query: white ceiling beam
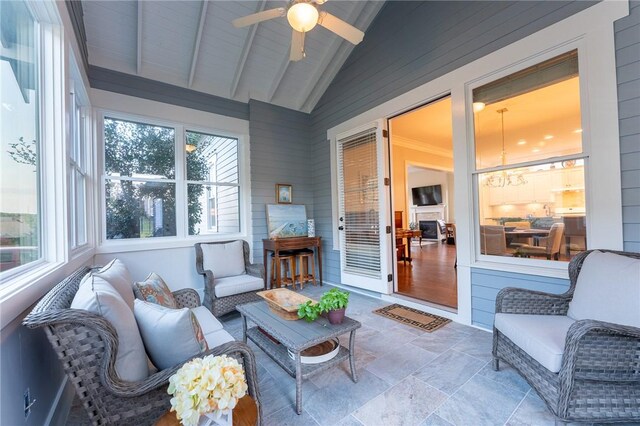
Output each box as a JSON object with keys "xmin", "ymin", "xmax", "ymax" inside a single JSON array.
[
  {"xmin": 230, "ymin": 0, "xmax": 267, "ymax": 99},
  {"xmin": 266, "ymin": 48, "xmax": 292, "ymax": 103},
  {"xmin": 300, "ymin": 2, "xmax": 384, "ymax": 112},
  {"xmin": 136, "ymin": 0, "xmax": 142, "ymax": 74},
  {"xmin": 188, "ymin": 0, "xmax": 209, "ymax": 87}
]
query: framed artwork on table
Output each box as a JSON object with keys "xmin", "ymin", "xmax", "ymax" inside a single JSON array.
[{"xmin": 276, "ymin": 184, "xmax": 292, "ymax": 204}]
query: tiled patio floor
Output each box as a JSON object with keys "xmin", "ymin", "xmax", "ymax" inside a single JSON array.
[{"xmin": 68, "ymin": 284, "xmax": 611, "ymax": 425}]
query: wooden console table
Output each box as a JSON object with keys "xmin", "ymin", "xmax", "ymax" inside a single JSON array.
[
  {"xmin": 395, "ymin": 229, "xmax": 421, "ymax": 263},
  {"xmin": 262, "ymin": 236, "xmax": 323, "ymax": 289}
]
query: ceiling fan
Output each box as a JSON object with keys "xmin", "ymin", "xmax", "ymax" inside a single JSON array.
[{"xmin": 232, "ymin": 0, "xmax": 365, "ymax": 61}]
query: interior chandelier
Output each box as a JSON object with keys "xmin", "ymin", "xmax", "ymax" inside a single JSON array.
[{"xmin": 484, "ymin": 108, "xmax": 527, "ymax": 188}]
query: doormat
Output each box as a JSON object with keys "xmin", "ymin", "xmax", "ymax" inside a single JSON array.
[{"xmin": 373, "ymin": 304, "xmax": 451, "ymax": 332}]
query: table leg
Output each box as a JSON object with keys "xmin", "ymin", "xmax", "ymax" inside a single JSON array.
[
  {"xmin": 275, "ymin": 251, "xmax": 281, "ymax": 289},
  {"xmin": 263, "ymin": 248, "xmax": 268, "ymax": 289},
  {"xmin": 295, "ymin": 351, "xmax": 302, "ymax": 414},
  {"xmin": 406, "ymin": 237, "xmax": 413, "ymax": 263},
  {"xmin": 242, "ymin": 315, "xmax": 247, "ymax": 344},
  {"xmin": 317, "ymin": 243, "xmax": 323, "ymax": 286},
  {"xmin": 349, "ymin": 329, "xmax": 358, "ymax": 383}
]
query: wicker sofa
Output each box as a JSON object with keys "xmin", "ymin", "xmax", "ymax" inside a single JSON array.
[
  {"xmin": 195, "ymin": 240, "xmax": 265, "ymax": 317},
  {"xmin": 23, "ymin": 266, "xmax": 262, "ymax": 425},
  {"xmin": 492, "ymin": 249, "xmax": 640, "ymax": 424}
]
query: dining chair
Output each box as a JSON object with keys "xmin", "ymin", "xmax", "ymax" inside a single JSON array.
[{"xmin": 517, "ymin": 223, "xmax": 565, "ymax": 260}]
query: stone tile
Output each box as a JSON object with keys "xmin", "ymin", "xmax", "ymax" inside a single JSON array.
[
  {"xmin": 435, "ymin": 374, "xmax": 526, "ymax": 426},
  {"xmin": 258, "ymin": 372, "xmax": 319, "ymax": 417},
  {"xmin": 310, "ymin": 345, "xmax": 376, "ymax": 388},
  {"xmin": 506, "ymin": 391, "xmax": 555, "ymax": 426},
  {"xmin": 412, "ymin": 349, "xmax": 487, "ymax": 395},
  {"xmin": 264, "ymin": 406, "xmax": 320, "ymax": 426},
  {"xmin": 357, "ymin": 326, "xmax": 418, "ymax": 356},
  {"xmin": 450, "ymin": 329, "xmax": 494, "ymax": 361},
  {"xmin": 332, "ymin": 414, "xmax": 365, "ymax": 426},
  {"xmin": 421, "ymin": 413, "xmax": 454, "ymax": 426},
  {"xmin": 411, "ymin": 327, "xmax": 467, "ymax": 355},
  {"xmin": 353, "ymin": 376, "xmax": 447, "ymax": 426},
  {"xmin": 365, "ymin": 342, "xmax": 438, "ymax": 385},
  {"xmin": 477, "ymin": 363, "xmax": 531, "ymax": 394},
  {"xmin": 304, "ymin": 369, "xmax": 390, "ymax": 426}
]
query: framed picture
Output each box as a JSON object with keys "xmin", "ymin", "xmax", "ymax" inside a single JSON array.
[
  {"xmin": 276, "ymin": 183, "xmax": 292, "ymax": 204},
  {"xmin": 266, "ymin": 204, "xmax": 307, "ymax": 239}
]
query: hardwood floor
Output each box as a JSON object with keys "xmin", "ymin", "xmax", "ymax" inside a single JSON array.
[{"xmin": 396, "ymin": 241, "xmax": 458, "ymax": 308}]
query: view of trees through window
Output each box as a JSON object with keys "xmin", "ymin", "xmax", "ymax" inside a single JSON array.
[
  {"xmin": 1, "ymin": 0, "xmax": 40, "ymax": 273},
  {"xmin": 104, "ymin": 119, "xmax": 239, "ymax": 239}
]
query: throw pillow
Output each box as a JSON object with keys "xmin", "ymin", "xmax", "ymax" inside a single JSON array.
[
  {"xmin": 568, "ymin": 251, "xmax": 640, "ymax": 328},
  {"xmin": 201, "ymin": 240, "xmax": 246, "ymax": 278},
  {"xmin": 133, "ymin": 272, "xmax": 178, "ymax": 308},
  {"xmin": 93, "ymin": 258, "xmax": 135, "ymax": 310},
  {"xmin": 71, "ymin": 274, "xmax": 149, "ymax": 381},
  {"xmin": 133, "ymin": 300, "xmax": 209, "ymax": 370}
]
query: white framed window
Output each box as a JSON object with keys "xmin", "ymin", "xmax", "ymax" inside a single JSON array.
[
  {"xmin": 1, "ymin": 0, "xmax": 42, "ymax": 276},
  {"xmin": 100, "ymin": 113, "xmax": 245, "ymax": 243},
  {"xmin": 471, "ymin": 50, "xmax": 588, "ymax": 263},
  {"xmin": 68, "ymin": 72, "xmax": 90, "ymax": 251}
]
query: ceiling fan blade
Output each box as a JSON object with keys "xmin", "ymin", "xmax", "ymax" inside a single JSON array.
[
  {"xmin": 290, "ymin": 30, "xmax": 305, "ymax": 61},
  {"xmin": 318, "ymin": 11, "xmax": 364, "ymax": 45},
  {"xmin": 232, "ymin": 7, "xmax": 285, "ymax": 28}
]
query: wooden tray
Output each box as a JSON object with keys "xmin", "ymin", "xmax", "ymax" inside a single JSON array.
[{"xmin": 257, "ymin": 288, "xmax": 316, "ymax": 320}]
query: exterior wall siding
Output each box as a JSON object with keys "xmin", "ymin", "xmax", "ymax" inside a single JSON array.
[
  {"xmin": 617, "ymin": 1, "xmax": 640, "ymax": 253},
  {"xmin": 248, "ymin": 100, "xmax": 313, "ymax": 262},
  {"xmin": 310, "ymin": 1, "xmax": 597, "ymax": 285}
]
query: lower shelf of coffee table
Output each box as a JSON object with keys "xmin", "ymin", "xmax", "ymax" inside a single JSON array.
[{"xmin": 246, "ymin": 327, "xmax": 350, "ymax": 380}]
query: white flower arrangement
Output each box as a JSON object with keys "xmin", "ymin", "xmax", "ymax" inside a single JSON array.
[{"xmin": 168, "ymin": 354, "xmax": 248, "ymax": 426}]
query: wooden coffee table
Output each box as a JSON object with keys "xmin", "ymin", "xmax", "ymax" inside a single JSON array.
[
  {"xmin": 237, "ymin": 301, "xmax": 361, "ymax": 414},
  {"xmin": 155, "ymin": 395, "xmax": 257, "ymax": 426}
]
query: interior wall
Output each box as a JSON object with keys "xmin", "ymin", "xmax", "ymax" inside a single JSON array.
[
  {"xmin": 248, "ymin": 100, "xmax": 313, "ymax": 263},
  {"xmin": 407, "ymin": 168, "xmax": 454, "ymax": 222},
  {"xmin": 311, "ymin": 0, "xmax": 597, "ymax": 285},
  {"xmin": 391, "ymin": 143, "xmax": 452, "ymax": 227}
]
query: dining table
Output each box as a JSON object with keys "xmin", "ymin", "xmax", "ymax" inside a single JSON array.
[
  {"xmin": 505, "ymin": 228, "xmax": 550, "ymax": 246},
  {"xmin": 395, "ymin": 229, "xmax": 422, "ymax": 263}
]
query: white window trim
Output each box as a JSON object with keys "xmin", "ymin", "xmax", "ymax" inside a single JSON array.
[
  {"xmin": 326, "ymin": 1, "xmax": 627, "ymax": 323},
  {"xmin": 93, "ymin": 97, "xmax": 252, "ymax": 254}
]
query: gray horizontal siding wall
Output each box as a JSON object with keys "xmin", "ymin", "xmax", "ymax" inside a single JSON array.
[
  {"xmin": 310, "ymin": 1, "xmax": 596, "ymax": 285},
  {"xmin": 248, "ymin": 100, "xmax": 313, "ymax": 262},
  {"xmin": 471, "ymin": 270, "xmax": 570, "ymax": 329},
  {"xmin": 617, "ymin": 1, "xmax": 640, "ymax": 252}
]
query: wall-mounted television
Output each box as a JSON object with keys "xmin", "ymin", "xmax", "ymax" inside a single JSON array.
[{"xmin": 411, "ymin": 184, "xmax": 443, "ymax": 206}]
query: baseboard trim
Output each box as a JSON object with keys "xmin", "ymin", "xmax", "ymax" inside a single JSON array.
[{"xmin": 45, "ymin": 377, "xmax": 75, "ymax": 426}]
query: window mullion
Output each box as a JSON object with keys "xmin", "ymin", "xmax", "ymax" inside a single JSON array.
[{"xmin": 175, "ymin": 125, "xmax": 186, "ymax": 239}]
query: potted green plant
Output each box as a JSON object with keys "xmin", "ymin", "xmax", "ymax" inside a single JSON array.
[
  {"xmin": 318, "ymin": 288, "xmax": 349, "ymax": 325},
  {"xmin": 297, "ymin": 288, "xmax": 350, "ymax": 324}
]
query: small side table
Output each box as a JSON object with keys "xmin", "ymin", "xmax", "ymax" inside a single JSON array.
[{"xmin": 155, "ymin": 395, "xmax": 257, "ymax": 426}]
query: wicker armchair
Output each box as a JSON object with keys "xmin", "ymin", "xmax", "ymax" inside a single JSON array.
[
  {"xmin": 23, "ymin": 266, "xmax": 262, "ymax": 425},
  {"xmin": 493, "ymin": 250, "xmax": 640, "ymax": 424},
  {"xmin": 195, "ymin": 240, "xmax": 265, "ymax": 317}
]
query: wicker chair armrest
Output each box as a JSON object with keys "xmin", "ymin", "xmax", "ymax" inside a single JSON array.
[
  {"xmin": 104, "ymin": 341, "xmax": 262, "ymax": 416},
  {"xmin": 172, "ymin": 288, "xmax": 201, "ymax": 308},
  {"xmin": 495, "ymin": 287, "xmax": 571, "ymax": 315},
  {"xmin": 246, "ymin": 262, "xmax": 265, "ymax": 279},
  {"xmin": 559, "ymin": 319, "xmax": 640, "ymax": 385}
]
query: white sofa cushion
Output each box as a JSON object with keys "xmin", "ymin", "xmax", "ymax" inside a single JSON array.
[
  {"xmin": 133, "ymin": 300, "xmax": 208, "ymax": 370},
  {"xmin": 494, "ymin": 313, "xmax": 576, "ymax": 373},
  {"xmin": 191, "ymin": 306, "xmax": 225, "ymax": 335},
  {"xmin": 214, "ymin": 274, "xmax": 263, "ymax": 298},
  {"xmin": 201, "ymin": 241, "xmax": 246, "ymax": 278},
  {"xmin": 71, "ymin": 274, "xmax": 149, "ymax": 381},
  {"xmin": 568, "ymin": 251, "xmax": 640, "ymax": 328},
  {"xmin": 93, "ymin": 258, "xmax": 135, "ymax": 310},
  {"xmin": 205, "ymin": 329, "xmax": 235, "ymax": 349}
]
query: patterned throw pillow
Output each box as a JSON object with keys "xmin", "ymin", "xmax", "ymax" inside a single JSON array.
[{"xmin": 134, "ymin": 272, "xmax": 178, "ymax": 308}]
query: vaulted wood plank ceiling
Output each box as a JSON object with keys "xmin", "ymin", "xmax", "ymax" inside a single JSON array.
[{"xmin": 82, "ymin": 1, "xmax": 385, "ymax": 113}]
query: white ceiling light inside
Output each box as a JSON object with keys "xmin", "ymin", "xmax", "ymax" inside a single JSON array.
[{"xmin": 232, "ymin": 0, "xmax": 365, "ymax": 61}]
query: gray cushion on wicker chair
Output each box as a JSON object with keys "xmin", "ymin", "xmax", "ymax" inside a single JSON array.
[
  {"xmin": 195, "ymin": 240, "xmax": 265, "ymax": 317},
  {"xmin": 23, "ymin": 266, "xmax": 263, "ymax": 426},
  {"xmin": 492, "ymin": 249, "xmax": 640, "ymax": 424}
]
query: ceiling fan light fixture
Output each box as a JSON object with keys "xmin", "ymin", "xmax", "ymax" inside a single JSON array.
[{"xmin": 287, "ymin": 2, "xmax": 319, "ymax": 32}]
